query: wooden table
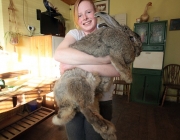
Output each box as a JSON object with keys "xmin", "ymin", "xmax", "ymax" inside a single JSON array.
[
  {"xmin": 0, "ymin": 71, "xmax": 58, "ymax": 139},
  {"xmin": 0, "ymin": 77, "xmax": 57, "ymax": 113}
]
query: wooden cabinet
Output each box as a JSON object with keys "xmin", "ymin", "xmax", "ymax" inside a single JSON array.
[
  {"xmin": 134, "ymin": 21, "xmax": 167, "ymax": 45},
  {"xmin": 130, "ymin": 21, "xmax": 167, "ymax": 105},
  {"xmin": 30, "ymin": 35, "xmax": 64, "ymax": 78},
  {"xmin": 131, "ymin": 69, "xmax": 162, "ymax": 104}
]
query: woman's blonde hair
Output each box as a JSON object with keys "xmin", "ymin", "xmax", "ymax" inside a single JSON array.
[{"xmin": 74, "ymin": 0, "xmax": 96, "ymax": 29}]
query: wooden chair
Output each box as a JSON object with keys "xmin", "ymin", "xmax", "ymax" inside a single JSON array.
[
  {"xmin": 113, "ymin": 76, "xmax": 131, "ymax": 102},
  {"xmin": 161, "ymin": 64, "xmax": 180, "ymax": 106}
]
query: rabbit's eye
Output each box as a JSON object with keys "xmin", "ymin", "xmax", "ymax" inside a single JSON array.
[{"xmin": 130, "ymin": 36, "xmax": 134, "ymax": 42}]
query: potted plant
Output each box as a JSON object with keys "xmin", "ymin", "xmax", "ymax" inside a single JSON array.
[{"xmin": 4, "ymin": 31, "xmax": 22, "ymax": 46}]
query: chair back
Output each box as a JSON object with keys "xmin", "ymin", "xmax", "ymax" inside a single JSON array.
[
  {"xmin": 163, "ymin": 64, "xmax": 180, "ymax": 85},
  {"xmin": 114, "ymin": 76, "xmax": 121, "ymax": 81},
  {"xmin": 113, "ymin": 76, "xmax": 130, "ymax": 102},
  {"xmin": 113, "ymin": 76, "xmax": 127, "ymax": 84}
]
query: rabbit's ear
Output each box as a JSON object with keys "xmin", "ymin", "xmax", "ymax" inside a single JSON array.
[{"xmin": 94, "ymin": 12, "xmax": 120, "ymax": 29}]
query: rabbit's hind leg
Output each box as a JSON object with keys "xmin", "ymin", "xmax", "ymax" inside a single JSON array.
[
  {"xmin": 67, "ymin": 75, "xmax": 100, "ymax": 108},
  {"xmin": 81, "ymin": 106, "xmax": 117, "ymax": 140},
  {"xmin": 52, "ymin": 101, "xmax": 77, "ymax": 126}
]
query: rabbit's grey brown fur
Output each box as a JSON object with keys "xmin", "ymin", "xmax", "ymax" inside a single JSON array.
[{"xmin": 52, "ymin": 12, "xmax": 142, "ymax": 140}]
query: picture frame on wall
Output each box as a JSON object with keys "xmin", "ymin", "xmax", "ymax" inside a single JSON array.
[
  {"xmin": 94, "ymin": 0, "xmax": 109, "ymax": 14},
  {"xmin": 169, "ymin": 18, "xmax": 180, "ymax": 31}
]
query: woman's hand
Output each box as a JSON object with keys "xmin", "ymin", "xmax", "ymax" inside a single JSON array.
[{"xmin": 60, "ymin": 63, "xmax": 76, "ymax": 74}]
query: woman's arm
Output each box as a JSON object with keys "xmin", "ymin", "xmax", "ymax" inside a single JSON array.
[
  {"xmin": 60, "ymin": 63, "xmax": 120, "ymax": 77},
  {"xmin": 54, "ymin": 33, "xmax": 110, "ymax": 65},
  {"xmin": 78, "ymin": 64, "xmax": 119, "ymax": 77}
]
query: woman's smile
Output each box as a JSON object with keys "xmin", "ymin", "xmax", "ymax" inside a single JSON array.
[{"xmin": 83, "ymin": 20, "xmax": 91, "ymax": 25}]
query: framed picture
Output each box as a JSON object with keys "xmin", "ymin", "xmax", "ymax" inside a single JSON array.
[
  {"xmin": 94, "ymin": 0, "xmax": 109, "ymax": 14},
  {"xmin": 169, "ymin": 18, "xmax": 180, "ymax": 31}
]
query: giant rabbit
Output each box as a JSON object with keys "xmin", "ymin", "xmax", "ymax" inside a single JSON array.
[{"xmin": 52, "ymin": 12, "xmax": 142, "ymax": 140}]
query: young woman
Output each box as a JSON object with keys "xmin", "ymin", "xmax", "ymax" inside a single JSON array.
[{"xmin": 54, "ymin": 0, "xmax": 119, "ymax": 139}]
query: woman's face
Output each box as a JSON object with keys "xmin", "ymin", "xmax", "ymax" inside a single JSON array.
[{"xmin": 77, "ymin": 1, "xmax": 97, "ymax": 35}]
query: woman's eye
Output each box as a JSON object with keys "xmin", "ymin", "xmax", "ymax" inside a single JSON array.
[
  {"xmin": 86, "ymin": 10, "xmax": 91, "ymax": 14},
  {"xmin": 78, "ymin": 15, "xmax": 82, "ymax": 18}
]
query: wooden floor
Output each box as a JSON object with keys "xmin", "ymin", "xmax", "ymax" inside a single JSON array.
[{"xmin": 14, "ymin": 94, "xmax": 180, "ymax": 140}]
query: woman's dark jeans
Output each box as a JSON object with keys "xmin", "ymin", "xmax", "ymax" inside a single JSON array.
[{"xmin": 65, "ymin": 100, "xmax": 113, "ymax": 140}]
